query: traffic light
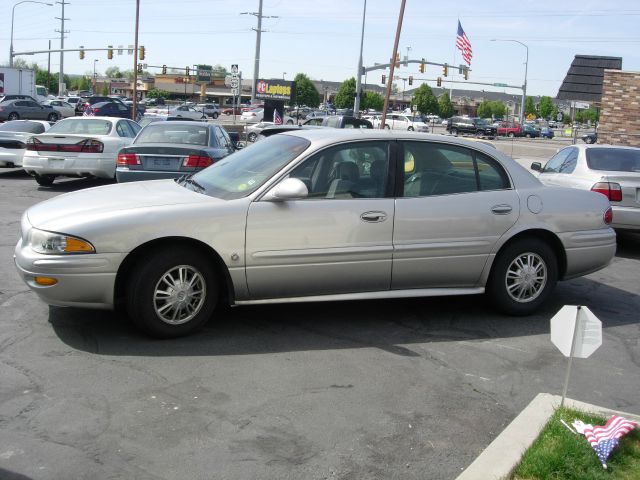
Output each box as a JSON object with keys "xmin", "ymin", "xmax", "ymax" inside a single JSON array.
[
  {"xmin": 463, "ymin": 68, "xmax": 469, "ymax": 80},
  {"xmin": 107, "ymin": 46, "xmax": 113, "ymax": 60},
  {"xmin": 79, "ymin": 46, "xmax": 85, "ymax": 60},
  {"xmin": 437, "ymin": 77, "xmax": 442, "ymax": 87},
  {"xmin": 162, "ymin": 64, "xmax": 167, "ymax": 74},
  {"xmin": 185, "ymin": 66, "xmax": 190, "ymax": 77},
  {"xmin": 395, "ymin": 52, "xmax": 400, "ymax": 68},
  {"xmin": 443, "ymin": 63, "xmax": 449, "ymax": 77},
  {"xmin": 139, "ymin": 45, "xmax": 145, "ymax": 60},
  {"xmin": 419, "ymin": 62, "xmax": 425, "ymax": 73},
  {"xmin": 408, "ymin": 76, "xmax": 413, "ymax": 86},
  {"xmin": 381, "ymin": 74, "xmax": 386, "ymax": 84},
  {"xmin": 137, "ymin": 63, "xmax": 143, "ymax": 74}
]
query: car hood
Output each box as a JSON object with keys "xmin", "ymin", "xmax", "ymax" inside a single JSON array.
[{"xmin": 26, "ymin": 179, "xmax": 217, "ymax": 231}]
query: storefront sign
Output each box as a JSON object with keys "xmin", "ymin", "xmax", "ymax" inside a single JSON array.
[{"xmin": 255, "ymin": 79, "xmax": 294, "ymax": 101}]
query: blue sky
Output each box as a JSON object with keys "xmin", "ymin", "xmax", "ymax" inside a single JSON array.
[{"xmin": 4, "ymin": 0, "xmax": 640, "ymax": 97}]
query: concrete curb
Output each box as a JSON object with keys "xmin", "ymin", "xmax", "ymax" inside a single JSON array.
[{"xmin": 456, "ymin": 393, "xmax": 640, "ymax": 480}]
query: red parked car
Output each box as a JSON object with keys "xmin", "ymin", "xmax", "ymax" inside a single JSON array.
[
  {"xmin": 497, "ymin": 122, "xmax": 522, "ymax": 137},
  {"xmin": 222, "ymin": 107, "xmax": 243, "ymax": 115}
]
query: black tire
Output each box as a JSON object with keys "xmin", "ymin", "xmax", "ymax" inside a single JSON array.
[
  {"xmin": 408, "ymin": 126, "xmax": 414, "ymax": 131},
  {"xmin": 585, "ymin": 136, "xmax": 593, "ymax": 144},
  {"xmin": 526, "ymin": 133, "xmax": 532, "ymax": 138},
  {"xmin": 451, "ymin": 128, "xmax": 457, "ymax": 135},
  {"xmin": 47, "ymin": 112, "xmax": 59, "ymax": 122},
  {"xmin": 487, "ymin": 238, "xmax": 558, "ymax": 316},
  {"xmin": 8, "ymin": 112, "xmax": 19, "ymax": 121},
  {"xmin": 34, "ymin": 174, "xmax": 55, "ymax": 186},
  {"xmin": 508, "ymin": 132, "xmax": 515, "ymax": 138},
  {"xmin": 248, "ymin": 132, "xmax": 257, "ymax": 142},
  {"xmin": 126, "ymin": 247, "xmax": 219, "ymax": 338},
  {"xmin": 286, "ymin": 119, "xmax": 294, "ymax": 125}
]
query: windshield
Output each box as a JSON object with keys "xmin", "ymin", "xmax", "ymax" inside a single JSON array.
[
  {"xmin": 586, "ymin": 148, "xmax": 640, "ymax": 172},
  {"xmin": 189, "ymin": 134, "xmax": 310, "ymax": 200},
  {"xmin": 135, "ymin": 124, "xmax": 210, "ymax": 145},
  {"xmin": 0, "ymin": 121, "xmax": 45, "ymax": 134},
  {"xmin": 47, "ymin": 119, "xmax": 112, "ymax": 135},
  {"xmin": 474, "ymin": 118, "xmax": 489, "ymax": 126}
]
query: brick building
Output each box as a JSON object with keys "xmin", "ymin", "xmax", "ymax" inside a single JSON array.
[{"xmin": 598, "ymin": 70, "xmax": 640, "ymax": 147}]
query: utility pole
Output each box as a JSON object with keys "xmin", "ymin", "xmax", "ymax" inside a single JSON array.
[
  {"xmin": 242, "ymin": 0, "xmax": 277, "ymax": 104},
  {"xmin": 55, "ymin": 0, "xmax": 69, "ymax": 95},
  {"xmin": 47, "ymin": 39, "xmax": 51, "ymax": 79},
  {"xmin": 132, "ymin": 0, "xmax": 140, "ymax": 121},
  {"xmin": 380, "ymin": 0, "xmax": 407, "ymax": 129}
]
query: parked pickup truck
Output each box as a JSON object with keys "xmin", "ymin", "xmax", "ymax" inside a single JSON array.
[{"xmin": 497, "ymin": 122, "xmax": 522, "ymax": 137}]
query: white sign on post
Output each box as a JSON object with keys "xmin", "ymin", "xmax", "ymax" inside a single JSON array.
[
  {"xmin": 551, "ymin": 305, "xmax": 602, "ymax": 358},
  {"xmin": 550, "ymin": 305, "xmax": 602, "ymax": 407}
]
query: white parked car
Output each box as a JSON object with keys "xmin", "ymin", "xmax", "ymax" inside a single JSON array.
[
  {"xmin": 384, "ymin": 114, "xmax": 429, "ymax": 132},
  {"xmin": 167, "ymin": 105, "xmax": 208, "ymax": 120},
  {"xmin": 241, "ymin": 108, "xmax": 294, "ymax": 125},
  {"xmin": 0, "ymin": 120, "xmax": 51, "ymax": 167},
  {"xmin": 43, "ymin": 99, "xmax": 76, "ymax": 118},
  {"xmin": 21, "ymin": 116, "xmax": 141, "ymax": 186}
]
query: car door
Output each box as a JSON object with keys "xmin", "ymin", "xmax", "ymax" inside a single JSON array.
[
  {"xmin": 393, "ymin": 140, "xmax": 519, "ymax": 288},
  {"xmin": 245, "ymin": 140, "xmax": 395, "ymax": 299}
]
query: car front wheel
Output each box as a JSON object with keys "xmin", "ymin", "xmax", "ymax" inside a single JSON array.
[
  {"xmin": 126, "ymin": 247, "xmax": 218, "ymax": 338},
  {"xmin": 8, "ymin": 112, "xmax": 19, "ymax": 121},
  {"xmin": 47, "ymin": 113, "xmax": 59, "ymax": 122},
  {"xmin": 487, "ymin": 238, "xmax": 558, "ymax": 316},
  {"xmin": 212, "ymin": 112, "xmax": 219, "ymax": 119},
  {"xmin": 450, "ymin": 128, "xmax": 457, "ymax": 135}
]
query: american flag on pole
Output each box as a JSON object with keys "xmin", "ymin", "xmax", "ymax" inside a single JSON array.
[
  {"xmin": 273, "ymin": 109, "xmax": 282, "ymax": 125},
  {"xmin": 572, "ymin": 415, "xmax": 638, "ymax": 468},
  {"xmin": 456, "ymin": 20, "xmax": 473, "ymax": 66}
]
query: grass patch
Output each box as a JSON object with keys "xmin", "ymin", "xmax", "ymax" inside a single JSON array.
[{"xmin": 511, "ymin": 407, "xmax": 640, "ymax": 480}]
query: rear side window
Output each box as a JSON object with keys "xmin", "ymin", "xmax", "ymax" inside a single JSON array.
[{"xmin": 586, "ymin": 148, "xmax": 640, "ymax": 172}]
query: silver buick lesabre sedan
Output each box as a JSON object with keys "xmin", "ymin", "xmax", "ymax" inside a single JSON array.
[{"xmin": 15, "ymin": 130, "xmax": 616, "ymax": 338}]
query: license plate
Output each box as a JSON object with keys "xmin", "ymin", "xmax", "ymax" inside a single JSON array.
[
  {"xmin": 153, "ymin": 158, "xmax": 171, "ymax": 167},
  {"xmin": 48, "ymin": 157, "xmax": 64, "ymax": 166}
]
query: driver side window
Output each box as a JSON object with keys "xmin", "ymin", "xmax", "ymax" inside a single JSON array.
[{"xmin": 288, "ymin": 142, "xmax": 390, "ymax": 199}]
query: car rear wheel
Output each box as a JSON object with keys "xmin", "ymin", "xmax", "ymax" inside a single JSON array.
[
  {"xmin": 34, "ymin": 174, "xmax": 55, "ymax": 186},
  {"xmin": 286, "ymin": 119, "xmax": 294, "ymax": 125},
  {"xmin": 408, "ymin": 126, "xmax": 414, "ymax": 131},
  {"xmin": 508, "ymin": 132, "xmax": 515, "ymax": 138},
  {"xmin": 248, "ymin": 132, "xmax": 257, "ymax": 142},
  {"xmin": 47, "ymin": 113, "xmax": 59, "ymax": 122},
  {"xmin": 8, "ymin": 112, "xmax": 19, "ymax": 121},
  {"xmin": 585, "ymin": 136, "xmax": 593, "ymax": 144},
  {"xmin": 450, "ymin": 128, "xmax": 457, "ymax": 135},
  {"xmin": 487, "ymin": 238, "xmax": 558, "ymax": 316},
  {"xmin": 212, "ymin": 112, "xmax": 219, "ymax": 119},
  {"xmin": 526, "ymin": 133, "xmax": 532, "ymax": 138},
  {"xmin": 126, "ymin": 247, "xmax": 218, "ymax": 338}
]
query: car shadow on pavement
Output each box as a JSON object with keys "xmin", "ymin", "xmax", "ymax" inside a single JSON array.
[
  {"xmin": 48, "ymin": 276, "xmax": 639, "ymax": 358},
  {"xmin": 36, "ymin": 177, "xmax": 115, "ymax": 192},
  {"xmin": 616, "ymin": 231, "xmax": 640, "ymax": 260}
]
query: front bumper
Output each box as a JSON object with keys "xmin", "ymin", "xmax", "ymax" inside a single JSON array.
[
  {"xmin": 14, "ymin": 236, "xmax": 124, "ymax": 309},
  {"xmin": 22, "ymin": 153, "xmax": 116, "ymax": 179}
]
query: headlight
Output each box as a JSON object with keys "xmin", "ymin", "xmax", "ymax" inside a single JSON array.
[{"xmin": 28, "ymin": 228, "xmax": 95, "ymax": 254}]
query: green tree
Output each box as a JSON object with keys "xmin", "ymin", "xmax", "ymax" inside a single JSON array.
[
  {"xmin": 582, "ymin": 107, "xmax": 599, "ymax": 123},
  {"xmin": 524, "ymin": 96, "xmax": 537, "ymax": 117},
  {"xmin": 293, "ymin": 73, "xmax": 320, "ymax": 107},
  {"xmin": 438, "ymin": 92, "xmax": 455, "ymax": 118},
  {"xmin": 146, "ymin": 89, "xmax": 170, "ymax": 99},
  {"xmin": 105, "ymin": 66, "xmax": 124, "ymax": 78},
  {"xmin": 36, "ymin": 70, "xmax": 57, "ymax": 94},
  {"xmin": 334, "ymin": 77, "xmax": 356, "ymax": 109},
  {"xmin": 538, "ymin": 96, "xmax": 554, "ymax": 119},
  {"xmin": 361, "ymin": 91, "xmax": 384, "ymax": 111},
  {"xmin": 411, "ymin": 83, "xmax": 439, "ymax": 115},
  {"xmin": 490, "ymin": 100, "xmax": 506, "ymax": 119},
  {"xmin": 477, "ymin": 101, "xmax": 492, "ymax": 119},
  {"xmin": 99, "ymin": 85, "xmax": 110, "ymax": 96},
  {"xmin": 212, "ymin": 64, "xmax": 228, "ymax": 78}
]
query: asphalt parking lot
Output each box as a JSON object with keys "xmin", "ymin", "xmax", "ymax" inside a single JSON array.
[{"xmin": 0, "ymin": 168, "xmax": 638, "ymax": 480}]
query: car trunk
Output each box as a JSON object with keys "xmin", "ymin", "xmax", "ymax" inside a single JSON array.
[
  {"xmin": 120, "ymin": 144, "xmax": 213, "ymax": 172},
  {"xmin": 27, "ymin": 134, "xmax": 104, "ymax": 159},
  {"xmin": 598, "ymin": 172, "xmax": 640, "ymax": 208}
]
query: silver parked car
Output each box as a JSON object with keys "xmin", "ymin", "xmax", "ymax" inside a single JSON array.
[
  {"xmin": 532, "ymin": 144, "xmax": 640, "ymax": 231},
  {"xmin": 15, "ymin": 130, "xmax": 616, "ymax": 338}
]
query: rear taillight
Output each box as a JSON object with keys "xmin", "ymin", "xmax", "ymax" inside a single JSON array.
[
  {"xmin": 591, "ymin": 182, "xmax": 622, "ymax": 202},
  {"xmin": 604, "ymin": 206, "xmax": 613, "ymax": 225},
  {"xmin": 91, "ymin": 107, "xmax": 100, "ymax": 114},
  {"xmin": 182, "ymin": 155, "xmax": 213, "ymax": 168},
  {"xmin": 80, "ymin": 139, "xmax": 104, "ymax": 153},
  {"xmin": 25, "ymin": 138, "xmax": 40, "ymax": 151},
  {"xmin": 26, "ymin": 138, "xmax": 103, "ymax": 153},
  {"xmin": 117, "ymin": 153, "xmax": 140, "ymax": 165}
]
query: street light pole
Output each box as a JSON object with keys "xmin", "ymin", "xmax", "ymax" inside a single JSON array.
[
  {"xmin": 10, "ymin": 0, "xmax": 53, "ymax": 68},
  {"xmin": 93, "ymin": 59, "xmax": 98, "ymax": 94},
  {"xmin": 282, "ymin": 72, "xmax": 286, "ymax": 80},
  {"xmin": 353, "ymin": 0, "xmax": 367, "ymax": 115},
  {"xmin": 491, "ymin": 38, "xmax": 528, "ymax": 125}
]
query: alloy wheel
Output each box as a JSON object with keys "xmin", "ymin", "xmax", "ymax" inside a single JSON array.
[
  {"xmin": 505, "ymin": 252, "xmax": 547, "ymax": 303},
  {"xmin": 153, "ymin": 265, "xmax": 206, "ymax": 325}
]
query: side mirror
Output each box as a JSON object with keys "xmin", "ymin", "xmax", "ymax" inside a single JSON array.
[
  {"xmin": 263, "ymin": 177, "xmax": 308, "ymax": 202},
  {"xmin": 531, "ymin": 162, "xmax": 542, "ymax": 172}
]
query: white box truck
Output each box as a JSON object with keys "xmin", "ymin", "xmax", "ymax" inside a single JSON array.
[{"xmin": 0, "ymin": 67, "xmax": 49, "ymax": 102}]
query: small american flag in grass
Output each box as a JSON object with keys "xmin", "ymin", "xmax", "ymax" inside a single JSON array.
[{"xmin": 572, "ymin": 415, "xmax": 638, "ymax": 468}]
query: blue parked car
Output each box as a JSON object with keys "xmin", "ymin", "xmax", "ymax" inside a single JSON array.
[{"xmin": 540, "ymin": 127, "xmax": 554, "ymax": 139}]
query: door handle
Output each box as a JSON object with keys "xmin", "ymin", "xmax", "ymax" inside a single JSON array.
[
  {"xmin": 361, "ymin": 211, "xmax": 387, "ymax": 223},
  {"xmin": 491, "ymin": 204, "xmax": 512, "ymax": 215}
]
